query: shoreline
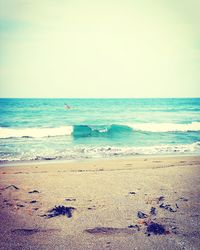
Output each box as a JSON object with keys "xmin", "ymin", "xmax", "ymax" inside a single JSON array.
[
  {"xmin": 0, "ymin": 155, "xmax": 200, "ymax": 249},
  {"xmin": 1, "ymin": 153, "xmax": 200, "ymax": 167}
]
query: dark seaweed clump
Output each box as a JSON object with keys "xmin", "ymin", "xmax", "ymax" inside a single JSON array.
[
  {"xmin": 47, "ymin": 206, "xmax": 75, "ymax": 218},
  {"xmin": 150, "ymin": 207, "xmax": 156, "ymax": 215},
  {"xmin": 28, "ymin": 190, "xmax": 39, "ymax": 194},
  {"xmin": 137, "ymin": 211, "xmax": 148, "ymax": 219},
  {"xmin": 147, "ymin": 222, "xmax": 166, "ymax": 235},
  {"xmin": 159, "ymin": 203, "xmax": 177, "ymax": 212}
]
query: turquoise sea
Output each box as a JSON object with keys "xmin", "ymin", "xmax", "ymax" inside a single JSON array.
[{"xmin": 0, "ymin": 98, "xmax": 200, "ymax": 163}]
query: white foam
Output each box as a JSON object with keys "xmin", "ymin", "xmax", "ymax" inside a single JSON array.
[
  {"xmin": 86, "ymin": 142, "xmax": 200, "ymax": 156},
  {"xmin": 127, "ymin": 122, "xmax": 200, "ymax": 132},
  {"xmin": 1, "ymin": 142, "xmax": 199, "ymax": 162},
  {"xmin": 0, "ymin": 126, "xmax": 73, "ymax": 139}
]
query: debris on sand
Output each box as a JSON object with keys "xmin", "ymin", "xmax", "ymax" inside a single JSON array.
[
  {"xmin": 17, "ymin": 204, "xmax": 25, "ymax": 207},
  {"xmin": 137, "ymin": 211, "xmax": 148, "ymax": 219},
  {"xmin": 65, "ymin": 198, "xmax": 76, "ymax": 201},
  {"xmin": 128, "ymin": 224, "xmax": 140, "ymax": 231},
  {"xmin": 150, "ymin": 207, "xmax": 156, "ymax": 215},
  {"xmin": 4, "ymin": 185, "xmax": 19, "ymax": 190},
  {"xmin": 157, "ymin": 196, "xmax": 165, "ymax": 203},
  {"xmin": 159, "ymin": 203, "xmax": 177, "ymax": 212},
  {"xmin": 129, "ymin": 192, "xmax": 136, "ymax": 195},
  {"xmin": 5, "ymin": 202, "xmax": 13, "ymax": 206},
  {"xmin": 171, "ymin": 226, "xmax": 177, "ymax": 234},
  {"xmin": 146, "ymin": 222, "xmax": 166, "ymax": 235},
  {"xmin": 47, "ymin": 206, "xmax": 76, "ymax": 218},
  {"xmin": 28, "ymin": 190, "xmax": 39, "ymax": 194},
  {"xmin": 30, "ymin": 200, "xmax": 37, "ymax": 204},
  {"xmin": 179, "ymin": 197, "xmax": 188, "ymax": 202},
  {"xmin": 135, "ymin": 202, "xmax": 176, "ymax": 236}
]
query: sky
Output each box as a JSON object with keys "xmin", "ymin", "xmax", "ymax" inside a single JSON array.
[{"xmin": 0, "ymin": 0, "xmax": 200, "ymax": 98}]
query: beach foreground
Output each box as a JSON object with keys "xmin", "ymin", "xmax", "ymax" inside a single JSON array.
[{"xmin": 0, "ymin": 156, "xmax": 200, "ymax": 250}]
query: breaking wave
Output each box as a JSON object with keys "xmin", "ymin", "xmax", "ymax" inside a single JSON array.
[
  {"xmin": 0, "ymin": 122, "xmax": 200, "ymax": 139},
  {"xmin": 72, "ymin": 124, "xmax": 132, "ymax": 137}
]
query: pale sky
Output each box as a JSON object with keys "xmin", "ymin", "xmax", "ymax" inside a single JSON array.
[{"xmin": 0, "ymin": 0, "xmax": 200, "ymax": 98}]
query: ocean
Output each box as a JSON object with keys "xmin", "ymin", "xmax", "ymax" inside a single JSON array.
[{"xmin": 0, "ymin": 98, "xmax": 200, "ymax": 163}]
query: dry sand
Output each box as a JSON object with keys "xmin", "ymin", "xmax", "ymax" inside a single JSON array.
[{"xmin": 0, "ymin": 156, "xmax": 200, "ymax": 250}]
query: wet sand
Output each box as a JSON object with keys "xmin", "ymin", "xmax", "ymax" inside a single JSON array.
[{"xmin": 0, "ymin": 156, "xmax": 200, "ymax": 250}]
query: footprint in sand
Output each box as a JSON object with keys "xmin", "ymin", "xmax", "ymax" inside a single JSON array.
[
  {"xmin": 11, "ymin": 228, "xmax": 60, "ymax": 236},
  {"xmin": 85, "ymin": 227, "xmax": 137, "ymax": 235}
]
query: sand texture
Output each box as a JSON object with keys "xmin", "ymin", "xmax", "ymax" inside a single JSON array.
[{"xmin": 0, "ymin": 156, "xmax": 200, "ymax": 250}]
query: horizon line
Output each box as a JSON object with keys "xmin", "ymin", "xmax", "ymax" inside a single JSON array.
[{"xmin": 0, "ymin": 97, "xmax": 200, "ymax": 99}]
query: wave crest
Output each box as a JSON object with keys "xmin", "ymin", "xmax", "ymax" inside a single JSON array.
[
  {"xmin": 0, "ymin": 126, "xmax": 73, "ymax": 139},
  {"xmin": 73, "ymin": 124, "xmax": 132, "ymax": 137},
  {"xmin": 128, "ymin": 122, "xmax": 200, "ymax": 132}
]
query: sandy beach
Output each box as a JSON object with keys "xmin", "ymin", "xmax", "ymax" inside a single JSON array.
[{"xmin": 0, "ymin": 155, "xmax": 200, "ymax": 250}]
